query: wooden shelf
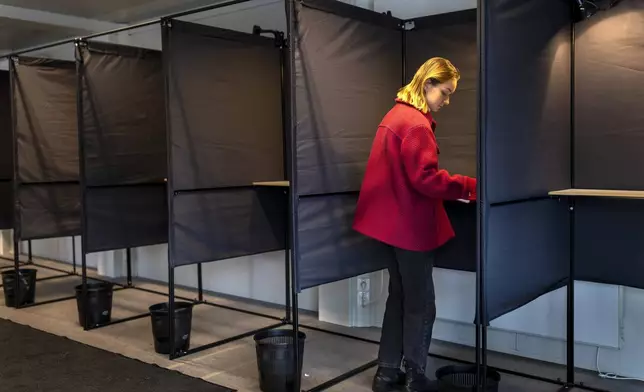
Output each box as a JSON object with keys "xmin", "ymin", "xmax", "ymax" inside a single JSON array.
[
  {"xmin": 548, "ymin": 189, "xmax": 644, "ymax": 199},
  {"xmin": 252, "ymin": 181, "xmax": 290, "ymax": 187}
]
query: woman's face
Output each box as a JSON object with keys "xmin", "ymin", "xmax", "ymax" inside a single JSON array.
[{"xmin": 424, "ymin": 78, "xmax": 457, "ymax": 112}]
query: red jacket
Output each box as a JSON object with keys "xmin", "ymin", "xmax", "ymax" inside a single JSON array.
[{"xmin": 353, "ymin": 100, "xmax": 477, "ymax": 252}]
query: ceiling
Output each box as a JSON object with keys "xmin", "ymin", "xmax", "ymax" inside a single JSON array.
[
  {"xmin": 0, "ymin": 0, "xmax": 229, "ymax": 55},
  {"xmin": 0, "ymin": 0, "xmax": 229, "ymax": 23},
  {"xmin": 0, "ymin": 17, "xmax": 90, "ymax": 53}
]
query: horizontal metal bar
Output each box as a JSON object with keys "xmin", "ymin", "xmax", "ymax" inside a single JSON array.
[
  {"xmin": 1, "ymin": 0, "xmax": 255, "ymax": 59},
  {"xmin": 18, "ymin": 294, "xmax": 77, "ymax": 308},
  {"xmin": 29, "ymin": 263, "xmax": 76, "ymax": 275},
  {"xmin": 298, "ymin": 323, "xmax": 380, "ymax": 345},
  {"xmin": 85, "ymin": 182, "xmax": 167, "ymax": 189},
  {"xmin": 131, "ymin": 286, "xmax": 196, "ymax": 302},
  {"xmin": 35, "ymin": 273, "xmax": 74, "ymax": 281},
  {"xmin": 200, "ymin": 300, "xmax": 284, "ymax": 321},
  {"xmin": 0, "ymin": 256, "xmax": 29, "ymax": 264},
  {"xmin": 172, "ymin": 184, "xmax": 259, "ymax": 195},
  {"xmin": 304, "ymin": 359, "xmax": 378, "ymax": 392},
  {"xmin": 167, "ymin": 0, "xmax": 254, "ymax": 20},
  {"xmin": 173, "ymin": 322, "xmax": 285, "ymax": 359},
  {"xmin": 490, "ymin": 195, "xmax": 552, "ymax": 207},
  {"xmin": 299, "ymin": 189, "xmax": 359, "ymax": 199},
  {"xmin": 18, "ymin": 180, "xmax": 79, "ymax": 186},
  {"xmin": 86, "ymin": 312, "xmax": 151, "ymax": 330}
]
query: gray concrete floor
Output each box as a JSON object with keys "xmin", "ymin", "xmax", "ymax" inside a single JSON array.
[{"xmin": 0, "ymin": 256, "xmax": 640, "ymax": 392}]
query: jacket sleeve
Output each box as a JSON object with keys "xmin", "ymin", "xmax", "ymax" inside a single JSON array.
[{"xmin": 400, "ymin": 125, "xmax": 476, "ymax": 200}]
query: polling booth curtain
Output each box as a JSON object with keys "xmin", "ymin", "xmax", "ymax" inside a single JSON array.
[
  {"xmin": 78, "ymin": 41, "xmax": 168, "ymax": 253},
  {"xmin": 12, "ymin": 58, "xmax": 79, "ymax": 183},
  {"xmin": 11, "ymin": 57, "xmax": 81, "ymax": 240},
  {"xmin": 294, "ymin": 0, "xmax": 402, "ymax": 291},
  {"xmin": 574, "ymin": 0, "xmax": 644, "ymax": 289},
  {"xmin": 0, "ymin": 71, "xmax": 12, "ymax": 229},
  {"xmin": 79, "ymin": 41, "xmax": 166, "ymax": 186},
  {"xmin": 164, "ymin": 20, "xmax": 285, "ymax": 267},
  {"xmin": 482, "ymin": 0, "xmax": 572, "ymax": 322},
  {"xmin": 406, "ymin": 10, "xmax": 478, "ymax": 272}
]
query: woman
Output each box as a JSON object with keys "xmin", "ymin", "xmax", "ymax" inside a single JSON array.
[{"xmin": 353, "ymin": 57, "xmax": 477, "ymax": 392}]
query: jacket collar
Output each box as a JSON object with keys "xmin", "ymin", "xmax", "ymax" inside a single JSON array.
[{"xmin": 395, "ymin": 98, "xmax": 437, "ymax": 132}]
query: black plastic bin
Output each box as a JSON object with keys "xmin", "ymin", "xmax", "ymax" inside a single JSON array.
[
  {"xmin": 149, "ymin": 301, "xmax": 194, "ymax": 355},
  {"xmin": 1, "ymin": 268, "xmax": 37, "ymax": 307},
  {"xmin": 75, "ymin": 282, "xmax": 114, "ymax": 328},
  {"xmin": 436, "ymin": 365, "xmax": 501, "ymax": 392},
  {"xmin": 254, "ymin": 329, "xmax": 306, "ymax": 392}
]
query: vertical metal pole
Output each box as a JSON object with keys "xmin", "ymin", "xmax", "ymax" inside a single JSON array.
[
  {"xmin": 286, "ymin": 1, "xmax": 301, "ymax": 390},
  {"xmin": 197, "ymin": 263, "xmax": 203, "ymax": 302},
  {"xmin": 13, "ymin": 235, "xmax": 20, "ymax": 308},
  {"xmin": 27, "ymin": 240, "xmax": 32, "ymax": 263},
  {"xmin": 9, "ymin": 57, "xmax": 22, "ymax": 309},
  {"xmin": 126, "ymin": 248, "xmax": 133, "ymax": 287},
  {"xmin": 566, "ymin": 201, "xmax": 576, "ymax": 387},
  {"xmin": 566, "ymin": 10, "xmax": 576, "ymax": 388},
  {"xmin": 162, "ymin": 18, "xmax": 177, "ymax": 360},
  {"xmin": 72, "ymin": 236, "xmax": 77, "ymax": 275},
  {"xmin": 283, "ymin": 189, "xmax": 291, "ymax": 323},
  {"xmin": 168, "ymin": 265, "xmax": 177, "ymax": 359},
  {"xmin": 76, "ymin": 41, "xmax": 90, "ymax": 330},
  {"xmin": 476, "ymin": 1, "xmax": 487, "ymax": 390},
  {"xmin": 279, "ymin": 33, "xmax": 292, "ymax": 323}
]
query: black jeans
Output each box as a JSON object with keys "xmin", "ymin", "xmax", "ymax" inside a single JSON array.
[{"xmin": 378, "ymin": 246, "xmax": 437, "ymax": 372}]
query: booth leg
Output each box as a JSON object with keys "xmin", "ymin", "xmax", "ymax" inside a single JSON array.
[
  {"xmin": 72, "ymin": 237, "xmax": 77, "ymax": 275},
  {"xmin": 168, "ymin": 266, "xmax": 177, "ymax": 360},
  {"xmin": 81, "ymin": 250, "xmax": 89, "ymax": 330},
  {"xmin": 563, "ymin": 200, "xmax": 576, "ymax": 389},
  {"xmin": 197, "ymin": 263, "xmax": 203, "ymax": 302},
  {"xmin": 126, "ymin": 248, "xmax": 133, "ymax": 287}
]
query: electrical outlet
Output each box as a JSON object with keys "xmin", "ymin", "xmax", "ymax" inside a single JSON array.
[
  {"xmin": 357, "ymin": 277, "xmax": 370, "ymax": 292},
  {"xmin": 358, "ymin": 291, "xmax": 370, "ymax": 307}
]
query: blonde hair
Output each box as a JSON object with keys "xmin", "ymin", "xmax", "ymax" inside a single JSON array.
[{"xmin": 397, "ymin": 57, "xmax": 460, "ymax": 113}]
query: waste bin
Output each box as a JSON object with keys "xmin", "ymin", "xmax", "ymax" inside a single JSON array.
[
  {"xmin": 436, "ymin": 365, "xmax": 500, "ymax": 392},
  {"xmin": 149, "ymin": 301, "xmax": 194, "ymax": 355},
  {"xmin": 254, "ymin": 329, "xmax": 306, "ymax": 392},
  {"xmin": 1, "ymin": 268, "xmax": 37, "ymax": 307},
  {"xmin": 75, "ymin": 282, "xmax": 114, "ymax": 328}
]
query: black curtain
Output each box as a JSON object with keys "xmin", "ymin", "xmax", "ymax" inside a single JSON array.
[
  {"xmin": 294, "ymin": 0, "xmax": 402, "ymax": 290},
  {"xmin": 172, "ymin": 188, "xmax": 285, "ymax": 266},
  {"xmin": 297, "ymin": 194, "xmax": 392, "ymax": 290},
  {"xmin": 164, "ymin": 20, "xmax": 286, "ymax": 267},
  {"xmin": 0, "ymin": 182, "xmax": 11, "ymax": 230},
  {"xmin": 0, "ymin": 71, "xmax": 12, "ymax": 229},
  {"xmin": 18, "ymin": 184, "xmax": 81, "ymax": 240},
  {"xmin": 165, "ymin": 20, "xmax": 283, "ymax": 191},
  {"xmin": 406, "ymin": 10, "xmax": 478, "ymax": 273},
  {"xmin": 295, "ymin": 0, "xmax": 402, "ymax": 196},
  {"xmin": 80, "ymin": 41, "xmax": 166, "ymax": 186},
  {"xmin": 486, "ymin": 199, "xmax": 569, "ymax": 321},
  {"xmin": 85, "ymin": 186, "xmax": 167, "ymax": 253},
  {"xmin": 11, "ymin": 57, "xmax": 81, "ymax": 240},
  {"xmin": 483, "ymin": 0, "xmax": 572, "ymax": 322},
  {"xmin": 79, "ymin": 41, "xmax": 168, "ymax": 253},
  {"xmin": 574, "ymin": 0, "xmax": 644, "ymax": 290},
  {"xmin": 485, "ymin": 0, "xmax": 572, "ymax": 204}
]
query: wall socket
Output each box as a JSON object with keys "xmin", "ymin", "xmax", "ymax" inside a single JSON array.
[
  {"xmin": 358, "ymin": 291, "xmax": 370, "ymax": 307},
  {"xmin": 357, "ymin": 277, "xmax": 371, "ymax": 307},
  {"xmin": 357, "ymin": 277, "xmax": 370, "ymax": 292}
]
